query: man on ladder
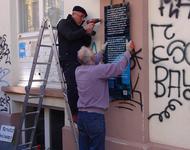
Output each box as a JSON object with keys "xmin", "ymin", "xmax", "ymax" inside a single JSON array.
[
  {"xmin": 57, "ymin": 6, "xmax": 95, "ymax": 123},
  {"xmin": 15, "ymin": 5, "xmax": 98, "ymax": 150},
  {"xmin": 15, "ymin": 18, "xmax": 80, "ymax": 150}
]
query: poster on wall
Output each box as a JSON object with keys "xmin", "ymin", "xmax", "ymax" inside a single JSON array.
[
  {"xmin": 19, "ymin": 42, "xmax": 26, "ymax": 58},
  {"xmin": 104, "ymin": 3, "xmax": 131, "ymax": 100},
  {"xmin": 0, "ymin": 125, "xmax": 15, "ymax": 142}
]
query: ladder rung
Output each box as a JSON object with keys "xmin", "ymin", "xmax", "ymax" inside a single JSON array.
[
  {"xmin": 30, "ymin": 79, "xmax": 47, "ymax": 82},
  {"xmin": 31, "ymin": 145, "xmax": 41, "ymax": 149},
  {"xmin": 44, "ymin": 26, "xmax": 48, "ymax": 29},
  {"xmin": 28, "ymin": 95, "xmax": 41, "ymax": 99},
  {"xmin": 19, "ymin": 145, "xmax": 40, "ymax": 150},
  {"xmin": 22, "ymin": 126, "xmax": 36, "ymax": 131},
  {"xmin": 40, "ymin": 44, "xmax": 52, "ymax": 47},
  {"xmin": 44, "ymin": 26, "xmax": 57, "ymax": 30},
  {"xmin": 25, "ymin": 111, "xmax": 40, "ymax": 116},
  {"xmin": 21, "ymin": 147, "xmax": 32, "ymax": 150},
  {"xmin": 18, "ymin": 142, "xmax": 32, "ymax": 147},
  {"xmin": 23, "ymin": 148, "xmax": 31, "ymax": 150},
  {"xmin": 52, "ymin": 26, "xmax": 57, "ymax": 30},
  {"xmin": 36, "ymin": 62, "xmax": 51, "ymax": 65}
]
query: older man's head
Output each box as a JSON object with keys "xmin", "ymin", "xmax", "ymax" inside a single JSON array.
[
  {"xmin": 72, "ymin": 6, "xmax": 87, "ymax": 25},
  {"xmin": 77, "ymin": 46, "xmax": 95, "ymax": 65}
]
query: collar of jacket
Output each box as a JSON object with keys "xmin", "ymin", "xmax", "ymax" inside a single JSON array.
[{"xmin": 66, "ymin": 14, "xmax": 82, "ymax": 27}]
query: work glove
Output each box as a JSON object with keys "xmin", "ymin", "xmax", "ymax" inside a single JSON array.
[
  {"xmin": 126, "ymin": 40, "xmax": 135, "ymax": 56},
  {"xmin": 100, "ymin": 42, "xmax": 108, "ymax": 54}
]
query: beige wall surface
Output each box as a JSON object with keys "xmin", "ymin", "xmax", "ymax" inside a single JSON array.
[
  {"xmin": 0, "ymin": 0, "xmax": 18, "ymax": 114},
  {"xmin": 149, "ymin": 0, "xmax": 190, "ymax": 149},
  {"xmin": 100, "ymin": 0, "xmax": 149, "ymax": 148}
]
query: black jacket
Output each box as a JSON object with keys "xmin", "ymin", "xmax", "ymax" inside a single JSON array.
[{"xmin": 57, "ymin": 14, "xmax": 91, "ymax": 65}]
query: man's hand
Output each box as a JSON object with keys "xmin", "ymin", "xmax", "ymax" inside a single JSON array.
[
  {"xmin": 84, "ymin": 23, "xmax": 95, "ymax": 34},
  {"xmin": 100, "ymin": 42, "xmax": 108, "ymax": 54},
  {"xmin": 126, "ymin": 40, "xmax": 135, "ymax": 56}
]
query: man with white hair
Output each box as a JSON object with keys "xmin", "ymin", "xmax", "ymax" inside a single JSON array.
[{"xmin": 75, "ymin": 41, "xmax": 135, "ymax": 150}]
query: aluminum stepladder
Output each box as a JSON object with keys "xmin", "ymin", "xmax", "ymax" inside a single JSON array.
[{"xmin": 15, "ymin": 18, "xmax": 79, "ymax": 150}]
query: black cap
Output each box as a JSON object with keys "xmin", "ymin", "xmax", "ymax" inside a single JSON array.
[{"xmin": 72, "ymin": 6, "xmax": 87, "ymax": 17}]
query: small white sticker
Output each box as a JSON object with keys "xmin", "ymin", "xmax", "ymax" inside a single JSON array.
[
  {"xmin": 123, "ymin": 90, "xmax": 128, "ymax": 96},
  {"xmin": 0, "ymin": 125, "xmax": 15, "ymax": 143}
]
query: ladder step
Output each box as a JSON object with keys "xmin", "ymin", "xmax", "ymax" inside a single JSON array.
[
  {"xmin": 22, "ymin": 126, "xmax": 36, "ymax": 131},
  {"xmin": 28, "ymin": 95, "xmax": 41, "ymax": 99},
  {"xmin": 30, "ymin": 79, "xmax": 47, "ymax": 82},
  {"xmin": 22, "ymin": 148, "xmax": 31, "ymax": 150},
  {"xmin": 20, "ymin": 147, "xmax": 32, "ymax": 150},
  {"xmin": 25, "ymin": 111, "xmax": 40, "ymax": 116},
  {"xmin": 44, "ymin": 26, "xmax": 57, "ymax": 30},
  {"xmin": 36, "ymin": 62, "xmax": 51, "ymax": 65},
  {"xmin": 18, "ymin": 142, "xmax": 32, "ymax": 147},
  {"xmin": 40, "ymin": 44, "xmax": 52, "ymax": 47},
  {"xmin": 31, "ymin": 145, "xmax": 41, "ymax": 149},
  {"xmin": 18, "ymin": 144, "xmax": 40, "ymax": 150},
  {"xmin": 52, "ymin": 26, "xmax": 57, "ymax": 30}
]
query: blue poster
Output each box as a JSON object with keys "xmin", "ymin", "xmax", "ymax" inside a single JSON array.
[{"xmin": 19, "ymin": 42, "xmax": 26, "ymax": 58}]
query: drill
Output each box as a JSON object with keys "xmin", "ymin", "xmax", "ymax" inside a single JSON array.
[
  {"xmin": 86, "ymin": 18, "xmax": 102, "ymax": 36},
  {"xmin": 86, "ymin": 18, "xmax": 102, "ymax": 24}
]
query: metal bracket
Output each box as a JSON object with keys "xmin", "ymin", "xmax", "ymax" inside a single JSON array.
[
  {"xmin": 123, "ymin": 0, "xmax": 127, "ymax": 5},
  {"xmin": 110, "ymin": 0, "xmax": 113, "ymax": 6}
]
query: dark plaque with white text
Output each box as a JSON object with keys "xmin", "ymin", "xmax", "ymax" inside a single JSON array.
[{"xmin": 104, "ymin": 3, "xmax": 131, "ymax": 100}]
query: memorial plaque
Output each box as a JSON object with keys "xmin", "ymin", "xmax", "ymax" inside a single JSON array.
[{"xmin": 104, "ymin": 3, "xmax": 131, "ymax": 100}]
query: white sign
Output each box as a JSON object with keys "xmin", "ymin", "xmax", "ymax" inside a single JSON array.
[{"xmin": 0, "ymin": 125, "xmax": 15, "ymax": 142}]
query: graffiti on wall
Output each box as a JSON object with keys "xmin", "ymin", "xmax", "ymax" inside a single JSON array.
[
  {"xmin": 0, "ymin": 34, "xmax": 11, "ymax": 113},
  {"xmin": 159, "ymin": 0, "xmax": 190, "ymax": 19},
  {"xmin": 0, "ymin": 34, "xmax": 11, "ymax": 64},
  {"xmin": 0, "ymin": 67, "xmax": 10, "ymax": 88},
  {"xmin": 115, "ymin": 48, "xmax": 143, "ymax": 111},
  {"xmin": 0, "ymin": 67, "xmax": 11, "ymax": 113},
  {"xmin": 148, "ymin": 0, "xmax": 190, "ymax": 122},
  {"xmin": 0, "ymin": 93, "xmax": 11, "ymax": 113}
]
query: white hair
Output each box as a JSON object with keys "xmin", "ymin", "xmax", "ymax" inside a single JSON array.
[{"xmin": 78, "ymin": 46, "xmax": 92, "ymax": 64}]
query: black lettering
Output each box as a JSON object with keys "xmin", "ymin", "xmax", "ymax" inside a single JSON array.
[
  {"xmin": 168, "ymin": 70, "xmax": 181, "ymax": 97},
  {"xmin": 155, "ymin": 66, "xmax": 168, "ymax": 97}
]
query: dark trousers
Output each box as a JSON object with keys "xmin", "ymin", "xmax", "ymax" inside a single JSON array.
[
  {"xmin": 78, "ymin": 111, "xmax": 105, "ymax": 150},
  {"xmin": 62, "ymin": 62, "xmax": 79, "ymax": 115}
]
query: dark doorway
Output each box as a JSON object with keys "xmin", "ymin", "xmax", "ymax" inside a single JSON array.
[{"xmin": 50, "ymin": 109, "xmax": 65, "ymax": 150}]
